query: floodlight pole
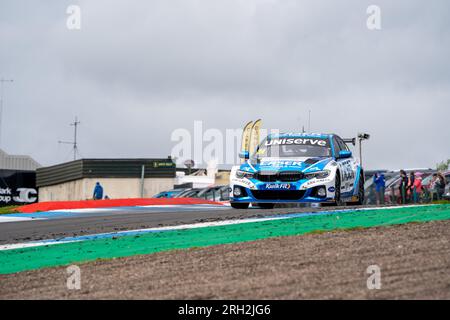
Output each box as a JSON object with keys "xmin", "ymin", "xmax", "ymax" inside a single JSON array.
[
  {"xmin": 357, "ymin": 133, "xmax": 370, "ymax": 167},
  {"xmin": 359, "ymin": 138, "xmax": 363, "ymax": 167}
]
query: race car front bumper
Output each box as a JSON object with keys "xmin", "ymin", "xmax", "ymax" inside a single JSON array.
[{"xmin": 230, "ymin": 182, "xmax": 336, "ymax": 203}]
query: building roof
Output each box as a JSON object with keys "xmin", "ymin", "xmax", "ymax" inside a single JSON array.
[
  {"xmin": 36, "ymin": 158, "xmax": 176, "ymax": 187},
  {"xmin": 0, "ymin": 148, "xmax": 41, "ymax": 171}
]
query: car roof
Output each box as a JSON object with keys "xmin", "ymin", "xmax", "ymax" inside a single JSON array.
[{"xmin": 267, "ymin": 132, "xmax": 334, "ymax": 139}]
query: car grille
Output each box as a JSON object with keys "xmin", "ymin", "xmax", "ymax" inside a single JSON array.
[
  {"xmin": 250, "ymin": 190, "xmax": 306, "ymax": 201},
  {"xmin": 255, "ymin": 171, "xmax": 304, "ymax": 182}
]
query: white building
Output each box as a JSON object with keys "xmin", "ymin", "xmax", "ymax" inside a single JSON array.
[
  {"xmin": 37, "ymin": 158, "xmax": 176, "ymax": 201},
  {"xmin": 175, "ymin": 160, "xmax": 219, "ymax": 188}
]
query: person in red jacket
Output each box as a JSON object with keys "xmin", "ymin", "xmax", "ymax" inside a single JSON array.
[{"xmin": 412, "ymin": 173, "xmax": 423, "ymax": 203}]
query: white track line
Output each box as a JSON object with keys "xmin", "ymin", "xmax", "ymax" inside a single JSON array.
[
  {"xmin": 0, "ymin": 216, "xmax": 286, "ymax": 251},
  {"xmin": 0, "ymin": 204, "xmax": 436, "ymax": 251},
  {"xmin": 0, "ymin": 216, "xmax": 39, "ymax": 223}
]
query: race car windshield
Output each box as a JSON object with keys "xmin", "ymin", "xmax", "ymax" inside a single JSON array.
[{"xmin": 252, "ymin": 137, "xmax": 332, "ymax": 159}]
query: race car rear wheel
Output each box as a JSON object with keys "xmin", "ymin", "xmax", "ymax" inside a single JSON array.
[
  {"xmin": 355, "ymin": 175, "xmax": 365, "ymax": 205},
  {"xmin": 257, "ymin": 203, "xmax": 275, "ymax": 209},
  {"xmin": 230, "ymin": 202, "xmax": 250, "ymax": 209},
  {"xmin": 346, "ymin": 172, "xmax": 365, "ymax": 206},
  {"xmin": 348, "ymin": 174, "xmax": 365, "ymax": 205}
]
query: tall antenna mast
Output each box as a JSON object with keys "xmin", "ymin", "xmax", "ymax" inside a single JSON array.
[
  {"xmin": 59, "ymin": 117, "xmax": 81, "ymax": 161},
  {"xmin": 0, "ymin": 78, "xmax": 14, "ymax": 146}
]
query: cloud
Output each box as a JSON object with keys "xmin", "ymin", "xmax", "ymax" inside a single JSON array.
[{"xmin": 1, "ymin": 0, "xmax": 449, "ymax": 170}]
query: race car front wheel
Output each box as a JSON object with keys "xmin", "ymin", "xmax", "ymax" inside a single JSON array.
[
  {"xmin": 334, "ymin": 173, "xmax": 344, "ymax": 206},
  {"xmin": 230, "ymin": 202, "xmax": 250, "ymax": 209}
]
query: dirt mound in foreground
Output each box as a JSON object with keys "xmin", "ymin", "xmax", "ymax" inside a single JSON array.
[{"xmin": 1, "ymin": 220, "xmax": 449, "ymax": 299}]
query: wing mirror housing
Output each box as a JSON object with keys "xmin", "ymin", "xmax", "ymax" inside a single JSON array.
[{"xmin": 338, "ymin": 150, "xmax": 352, "ymax": 159}]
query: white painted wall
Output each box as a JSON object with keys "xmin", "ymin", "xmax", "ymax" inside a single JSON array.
[{"xmin": 38, "ymin": 177, "xmax": 175, "ymax": 201}]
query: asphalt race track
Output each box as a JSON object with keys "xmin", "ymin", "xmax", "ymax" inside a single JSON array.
[
  {"xmin": 1, "ymin": 204, "xmax": 450, "ymax": 299},
  {"xmin": 0, "ymin": 205, "xmax": 367, "ymax": 244}
]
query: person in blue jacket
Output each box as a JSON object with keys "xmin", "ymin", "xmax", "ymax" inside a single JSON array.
[
  {"xmin": 93, "ymin": 182, "xmax": 104, "ymax": 200},
  {"xmin": 373, "ymin": 172, "xmax": 386, "ymax": 205}
]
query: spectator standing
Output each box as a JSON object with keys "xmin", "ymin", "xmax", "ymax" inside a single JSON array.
[
  {"xmin": 412, "ymin": 172, "xmax": 423, "ymax": 203},
  {"xmin": 93, "ymin": 182, "xmax": 104, "ymax": 200},
  {"xmin": 430, "ymin": 174, "xmax": 439, "ymax": 201},
  {"xmin": 399, "ymin": 170, "xmax": 408, "ymax": 204},
  {"xmin": 407, "ymin": 172, "xmax": 416, "ymax": 203},
  {"xmin": 368, "ymin": 186, "xmax": 377, "ymax": 205},
  {"xmin": 437, "ymin": 173, "xmax": 447, "ymax": 200},
  {"xmin": 373, "ymin": 172, "xmax": 386, "ymax": 205}
]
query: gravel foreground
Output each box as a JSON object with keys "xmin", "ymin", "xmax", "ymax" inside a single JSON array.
[{"xmin": 1, "ymin": 220, "xmax": 449, "ymax": 299}]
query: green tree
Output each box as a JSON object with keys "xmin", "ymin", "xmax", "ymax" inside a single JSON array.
[{"xmin": 436, "ymin": 159, "xmax": 450, "ymax": 171}]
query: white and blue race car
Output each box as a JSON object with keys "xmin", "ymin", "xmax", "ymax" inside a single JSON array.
[{"xmin": 230, "ymin": 133, "xmax": 364, "ymax": 209}]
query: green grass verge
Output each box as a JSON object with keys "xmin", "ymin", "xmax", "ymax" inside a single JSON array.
[
  {"xmin": 0, "ymin": 204, "xmax": 450, "ymax": 274},
  {"xmin": 0, "ymin": 206, "xmax": 20, "ymax": 215},
  {"xmin": 432, "ymin": 200, "xmax": 450, "ymax": 205}
]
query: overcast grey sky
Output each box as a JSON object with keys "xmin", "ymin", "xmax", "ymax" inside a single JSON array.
[{"xmin": 0, "ymin": 0, "xmax": 449, "ymax": 170}]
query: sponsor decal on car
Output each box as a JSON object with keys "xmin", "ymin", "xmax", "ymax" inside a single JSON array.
[
  {"xmin": 260, "ymin": 183, "xmax": 295, "ymax": 190},
  {"xmin": 260, "ymin": 161, "xmax": 304, "ymax": 167},
  {"xmin": 300, "ymin": 177, "xmax": 333, "ymax": 190},
  {"xmin": 265, "ymin": 138, "xmax": 329, "ymax": 147},
  {"xmin": 306, "ymin": 178, "xmax": 330, "ymax": 186},
  {"xmin": 231, "ymin": 178, "xmax": 256, "ymax": 189}
]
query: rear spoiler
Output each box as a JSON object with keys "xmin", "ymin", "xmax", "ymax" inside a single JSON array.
[{"xmin": 343, "ymin": 138, "xmax": 356, "ymax": 146}]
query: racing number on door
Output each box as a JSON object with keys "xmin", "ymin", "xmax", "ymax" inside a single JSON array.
[{"xmin": 340, "ymin": 160, "xmax": 355, "ymax": 184}]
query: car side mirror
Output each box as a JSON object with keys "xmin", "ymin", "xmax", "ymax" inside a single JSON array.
[
  {"xmin": 239, "ymin": 151, "xmax": 250, "ymax": 159},
  {"xmin": 338, "ymin": 150, "xmax": 352, "ymax": 159}
]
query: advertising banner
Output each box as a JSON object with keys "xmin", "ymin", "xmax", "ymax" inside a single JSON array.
[{"xmin": 0, "ymin": 170, "xmax": 37, "ymax": 206}]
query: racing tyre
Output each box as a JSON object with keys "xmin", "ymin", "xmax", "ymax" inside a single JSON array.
[
  {"xmin": 230, "ymin": 202, "xmax": 250, "ymax": 209},
  {"xmin": 351, "ymin": 175, "xmax": 365, "ymax": 205},
  {"xmin": 333, "ymin": 173, "xmax": 344, "ymax": 206},
  {"xmin": 257, "ymin": 203, "xmax": 275, "ymax": 209},
  {"xmin": 355, "ymin": 175, "xmax": 365, "ymax": 205}
]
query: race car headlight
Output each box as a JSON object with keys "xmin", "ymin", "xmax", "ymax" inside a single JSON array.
[
  {"xmin": 236, "ymin": 170, "xmax": 255, "ymax": 179},
  {"xmin": 233, "ymin": 187, "xmax": 242, "ymax": 197},
  {"xmin": 304, "ymin": 170, "xmax": 330, "ymax": 180}
]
